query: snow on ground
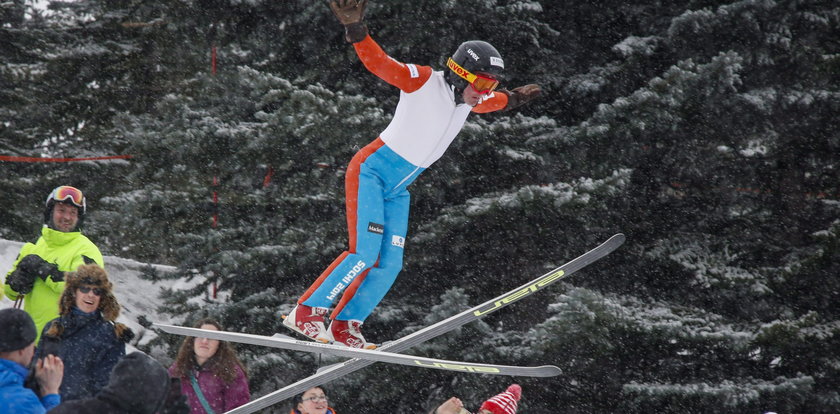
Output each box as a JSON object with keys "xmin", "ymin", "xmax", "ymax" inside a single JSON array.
[{"xmin": 0, "ymin": 237, "xmax": 199, "ymax": 351}]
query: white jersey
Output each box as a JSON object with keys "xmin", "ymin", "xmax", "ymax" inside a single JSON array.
[
  {"xmin": 353, "ymin": 35, "xmax": 507, "ymax": 168},
  {"xmin": 380, "ymin": 71, "xmax": 474, "ymax": 168}
]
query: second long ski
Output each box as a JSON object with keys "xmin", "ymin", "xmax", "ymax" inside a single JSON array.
[{"xmin": 225, "ymin": 233, "xmax": 625, "ymax": 414}]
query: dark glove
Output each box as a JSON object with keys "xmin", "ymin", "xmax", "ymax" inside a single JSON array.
[
  {"xmin": 329, "ymin": 0, "xmax": 369, "ymax": 43},
  {"xmin": 18, "ymin": 255, "xmax": 63, "ymax": 283},
  {"xmin": 23, "ymin": 359, "xmax": 39, "ymax": 394},
  {"xmin": 6, "ymin": 267, "xmax": 37, "ymax": 294},
  {"xmin": 502, "ymin": 84, "xmax": 541, "ymax": 111},
  {"xmin": 159, "ymin": 378, "xmax": 191, "ymax": 414}
]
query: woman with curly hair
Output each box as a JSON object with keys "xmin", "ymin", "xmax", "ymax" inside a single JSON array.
[
  {"xmin": 36, "ymin": 264, "xmax": 133, "ymax": 401},
  {"xmin": 168, "ymin": 318, "xmax": 250, "ymax": 414}
]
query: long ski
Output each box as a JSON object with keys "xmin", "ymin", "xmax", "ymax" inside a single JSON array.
[
  {"xmin": 224, "ymin": 233, "xmax": 624, "ymax": 413},
  {"xmin": 154, "ymin": 325, "xmax": 561, "ymax": 377}
]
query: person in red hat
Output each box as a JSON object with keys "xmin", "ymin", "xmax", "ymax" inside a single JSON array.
[
  {"xmin": 431, "ymin": 384, "xmax": 522, "ymax": 414},
  {"xmin": 478, "ymin": 384, "xmax": 522, "ymax": 414}
]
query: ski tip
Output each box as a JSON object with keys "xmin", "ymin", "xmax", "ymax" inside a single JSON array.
[
  {"xmin": 540, "ymin": 365, "xmax": 563, "ymax": 377},
  {"xmin": 600, "ymin": 233, "xmax": 626, "ymax": 251}
]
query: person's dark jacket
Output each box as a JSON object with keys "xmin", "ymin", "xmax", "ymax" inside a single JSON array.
[
  {"xmin": 36, "ymin": 307, "xmax": 127, "ymax": 401},
  {"xmin": 48, "ymin": 352, "xmax": 171, "ymax": 414}
]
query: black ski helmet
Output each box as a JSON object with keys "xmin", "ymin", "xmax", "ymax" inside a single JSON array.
[
  {"xmin": 43, "ymin": 185, "xmax": 86, "ymax": 231},
  {"xmin": 445, "ymin": 40, "xmax": 505, "ymax": 96}
]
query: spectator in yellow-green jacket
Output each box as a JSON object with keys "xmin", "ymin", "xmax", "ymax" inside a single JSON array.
[{"xmin": 3, "ymin": 186, "xmax": 104, "ymax": 342}]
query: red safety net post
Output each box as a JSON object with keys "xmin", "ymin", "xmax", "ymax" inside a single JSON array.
[
  {"xmin": 262, "ymin": 166, "xmax": 274, "ymax": 188},
  {"xmin": 211, "ymin": 176, "xmax": 218, "ymax": 299}
]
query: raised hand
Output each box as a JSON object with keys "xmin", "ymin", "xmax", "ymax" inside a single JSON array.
[
  {"xmin": 329, "ymin": 0, "xmax": 368, "ymax": 25},
  {"xmin": 36, "ymin": 354, "xmax": 64, "ymax": 397},
  {"xmin": 504, "ymin": 84, "xmax": 541, "ymax": 111},
  {"xmin": 329, "ymin": 0, "xmax": 370, "ymax": 43}
]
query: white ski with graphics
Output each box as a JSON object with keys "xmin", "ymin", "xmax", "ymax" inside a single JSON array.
[
  {"xmin": 196, "ymin": 233, "xmax": 625, "ymax": 414},
  {"xmin": 154, "ymin": 324, "xmax": 561, "ymax": 377}
]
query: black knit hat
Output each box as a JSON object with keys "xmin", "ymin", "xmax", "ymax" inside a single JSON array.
[{"xmin": 0, "ymin": 308, "xmax": 37, "ymax": 352}]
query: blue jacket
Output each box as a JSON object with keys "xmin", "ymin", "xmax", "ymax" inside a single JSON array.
[
  {"xmin": 0, "ymin": 358, "xmax": 60, "ymax": 414},
  {"xmin": 37, "ymin": 307, "xmax": 126, "ymax": 401}
]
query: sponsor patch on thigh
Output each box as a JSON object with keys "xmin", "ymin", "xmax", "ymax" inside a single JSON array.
[
  {"xmin": 367, "ymin": 222, "xmax": 384, "ymax": 234},
  {"xmin": 391, "ymin": 235, "xmax": 405, "ymax": 248}
]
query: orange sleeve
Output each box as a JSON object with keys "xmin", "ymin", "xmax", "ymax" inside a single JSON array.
[
  {"xmin": 472, "ymin": 90, "xmax": 509, "ymax": 113},
  {"xmin": 353, "ymin": 35, "xmax": 433, "ymax": 93}
]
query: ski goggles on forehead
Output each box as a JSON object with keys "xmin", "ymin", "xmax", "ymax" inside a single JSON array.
[
  {"xmin": 47, "ymin": 186, "xmax": 86, "ymax": 210},
  {"xmin": 447, "ymin": 58, "xmax": 500, "ymax": 94}
]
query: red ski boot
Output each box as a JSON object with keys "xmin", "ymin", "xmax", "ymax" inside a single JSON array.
[
  {"xmin": 282, "ymin": 304, "xmax": 330, "ymax": 343},
  {"xmin": 327, "ymin": 319, "xmax": 377, "ymax": 349}
]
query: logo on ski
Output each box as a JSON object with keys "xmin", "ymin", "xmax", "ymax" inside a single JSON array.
[
  {"xmin": 473, "ymin": 269, "xmax": 566, "ymax": 316},
  {"xmin": 414, "ymin": 360, "xmax": 501, "ymax": 373}
]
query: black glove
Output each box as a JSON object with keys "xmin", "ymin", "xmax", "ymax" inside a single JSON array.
[
  {"xmin": 329, "ymin": 0, "xmax": 369, "ymax": 43},
  {"xmin": 159, "ymin": 378, "xmax": 191, "ymax": 414},
  {"xmin": 23, "ymin": 359, "xmax": 40, "ymax": 394},
  {"xmin": 6, "ymin": 267, "xmax": 37, "ymax": 294},
  {"xmin": 501, "ymin": 84, "xmax": 541, "ymax": 111},
  {"xmin": 17, "ymin": 255, "xmax": 63, "ymax": 283}
]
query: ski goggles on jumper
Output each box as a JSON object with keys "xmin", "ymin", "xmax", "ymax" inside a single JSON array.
[
  {"xmin": 446, "ymin": 58, "xmax": 500, "ymax": 94},
  {"xmin": 46, "ymin": 186, "xmax": 86, "ymax": 212}
]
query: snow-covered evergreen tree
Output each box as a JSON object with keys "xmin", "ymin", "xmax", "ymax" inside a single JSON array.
[{"xmin": 1, "ymin": 0, "xmax": 837, "ymax": 412}]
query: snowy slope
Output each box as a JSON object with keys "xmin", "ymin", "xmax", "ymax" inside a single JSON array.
[{"xmin": 0, "ymin": 238, "xmax": 198, "ymax": 350}]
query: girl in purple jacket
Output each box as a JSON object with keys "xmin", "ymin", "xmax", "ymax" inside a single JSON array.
[{"xmin": 168, "ymin": 318, "xmax": 250, "ymax": 414}]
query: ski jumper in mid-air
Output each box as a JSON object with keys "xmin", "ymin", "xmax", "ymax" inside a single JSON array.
[{"xmin": 283, "ymin": 0, "xmax": 541, "ymax": 348}]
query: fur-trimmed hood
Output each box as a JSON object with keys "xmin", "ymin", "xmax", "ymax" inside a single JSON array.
[
  {"xmin": 58, "ymin": 264, "xmax": 119, "ymax": 320},
  {"xmin": 45, "ymin": 264, "xmax": 132, "ymax": 342}
]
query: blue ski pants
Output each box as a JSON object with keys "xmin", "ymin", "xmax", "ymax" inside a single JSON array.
[{"xmin": 299, "ymin": 138, "xmax": 424, "ymax": 322}]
